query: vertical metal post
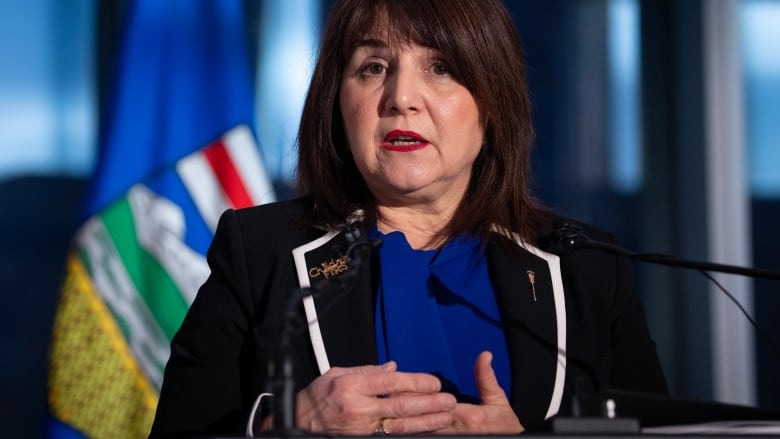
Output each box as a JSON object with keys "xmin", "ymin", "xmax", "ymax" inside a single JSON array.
[{"xmin": 702, "ymin": 0, "xmax": 756, "ymax": 406}]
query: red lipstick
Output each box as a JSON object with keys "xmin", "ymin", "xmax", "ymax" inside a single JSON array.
[{"xmin": 382, "ymin": 129, "xmax": 429, "ymax": 152}]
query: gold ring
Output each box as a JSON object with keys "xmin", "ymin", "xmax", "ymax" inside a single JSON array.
[{"xmin": 373, "ymin": 418, "xmax": 390, "ymax": 436}]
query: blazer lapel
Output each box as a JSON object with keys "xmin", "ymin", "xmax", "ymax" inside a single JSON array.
[
  {"xmin": 291, "ymin": 225, "xmax": 567, "ymax": 429},
  {"xmin": 487, "ymin": 240, "xmax": 561, "ymax": 428},
  {"xmin": 292, "ymin": 228, "xmax": 377, "ymax": 373}
]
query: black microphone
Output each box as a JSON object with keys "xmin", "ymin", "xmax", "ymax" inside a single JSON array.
[
  {"xmin": 270, "ymin": 222, "xmax": 380, "ymax": 435},
  {"xmin": 541, "ymin": 221, "xmax": 780, "ymax": 281},
  {"xmin": 541, "ymin": 221, "xmax": 780, "ymax": 433},
  {"xmin": 541, "ymin": 220, "xmax": 780, "ymax": 382}
]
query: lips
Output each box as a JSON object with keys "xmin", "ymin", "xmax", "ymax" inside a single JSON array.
[{"xmin": 382, "ymin": 129, "xmax": 429, "ymax": 152}]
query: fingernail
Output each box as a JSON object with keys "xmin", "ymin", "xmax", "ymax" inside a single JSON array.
[
  {"xmin": 445, "ymin": 393, "xmax": 457, "ymax": 408},
  {"xmin": 431, "ymin": 375, "xmax": 443, "ymax": 391}
]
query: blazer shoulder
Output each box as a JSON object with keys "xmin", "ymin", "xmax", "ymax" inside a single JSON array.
[
  {"xmin": 232, "ymin": 196, "xmax": 313, "ymax": 226},
  {"xmin": 211, "ymin": 197, "xmax": 323, "ymax": 258}
]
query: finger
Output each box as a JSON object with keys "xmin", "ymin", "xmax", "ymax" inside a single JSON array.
[
  {"xmin": 376, "ymin": 392, "xmax": 457, "ymax": 419},
  {"xmin": 434, "ymin": 403, "xmax": 526, "ymax": 435},
  {"xmin": 381, "ymin": 361, "xmax": 397, "ymax": 372},
  {"xmin": 382, "ymin": 411, "xmax": 454, "ymax": 435},
  {"xmin": 326, "ymin": 361, "xmax": 397, "ymax": 378},
  {"xmin": 431, "ymin": 404, "xmax": 470, "ymax": 434},
  {"xmin": 359, "ymin": 370, "xmax": 443, "ymax": 396},
  {"xmin": 474, "ymin": 351, "xmax": 509, "ymax": 405},
  {"xmin": 356, "ymin": 361, "xmax": 396, "ymax": 374}
]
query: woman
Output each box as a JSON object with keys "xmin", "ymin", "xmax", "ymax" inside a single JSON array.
[{"xmin": 150, "ymin": 0, "xmax": 667, "ymax": 437}]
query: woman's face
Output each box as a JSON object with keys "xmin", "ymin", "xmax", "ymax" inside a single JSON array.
[{"xmin": 339, "ymin": 35, "xmax": 484, "ymax": 208}]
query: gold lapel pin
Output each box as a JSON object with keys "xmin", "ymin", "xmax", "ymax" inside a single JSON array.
[{"xmin": 526, "ymin": 269, "xmax": 537, "ymax": 302}]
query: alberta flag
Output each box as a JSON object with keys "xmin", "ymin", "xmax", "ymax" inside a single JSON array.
[{"xmin": 46, "ymin": 1, "xmax": 274, "ymax": 438}]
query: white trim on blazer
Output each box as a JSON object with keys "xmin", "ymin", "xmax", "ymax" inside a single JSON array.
[
  {"xmin": 290, "ymin": 226, "xmax": 567, "ymax": 419},
  {"xmin": 519, "ymin": 242, "xmax": 566, "ymax": 419},
  {"xmin": 291, "ymin": 230, "xmax": 341, "ymax": 375}
]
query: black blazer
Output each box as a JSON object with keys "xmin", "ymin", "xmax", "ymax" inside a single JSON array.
[{"xmin": 149, "ymin": 197, "xmax": 667, "ymax": 438}]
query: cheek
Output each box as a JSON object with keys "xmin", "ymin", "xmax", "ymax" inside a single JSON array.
[
  {"xmin": 342, "ymin": 108, "xmax": 378, "ymax": 160},
  {"xmin": 339, "ymin": 96, "xmax": 362, "ymax": 148},
  {"xmin": 339, "ymin": 102, "xmax": 371, "ymax": 166},
  {"xmin": 461, "ymin": 102, "xmax": 484, "ymax": 146},
  {"xmin": 459, "ymin": 100, "xmax": 482, "ymax": 129},
  {"xmin": 440, "ymin": 92, "xmax": 481, "ymax": 126}
]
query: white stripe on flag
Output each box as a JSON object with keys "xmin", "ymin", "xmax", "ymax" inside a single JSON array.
[
  {"xmin": 127, "ymin": 184, "xmax": 209, "ymax": 305},
  {"xmin": 224, "ymin": 125, "xmax": 276, "ymax": 205},
  {"xmin": 177, "ymin": 152, "xmax": 232, "ymax": 233},
  {"xmin": 76, "ymin": 217, "xmax": 170, "ymax": 389}
]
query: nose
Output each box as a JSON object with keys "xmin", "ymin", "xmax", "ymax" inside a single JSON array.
[{"xmin": 383, "ymin": 68, "xmax": 423, "ymax": 115}]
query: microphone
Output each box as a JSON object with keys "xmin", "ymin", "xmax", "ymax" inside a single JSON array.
[
  {"xmin": 541, "ymin": 221, "xmax": 780, "ymax": 433},
  {"xmin": 270, "ymin": 222, "xmax": 381, "ymax": 435},
  {"xmin": 541, "ymin": 220, "xmax": 780, "ymax": 386},
  {"xmin": 540, "ymin": 221, "xmax": 780, "ymax": 281}
]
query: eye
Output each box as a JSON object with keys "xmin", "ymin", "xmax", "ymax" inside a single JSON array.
[
  {"xmin": 361, "ymin": 62, "xmax": 387, "ymax": 76},
  {"xmin": 429, "ymin": 60, "xmax": 450, "ymax": 75}
]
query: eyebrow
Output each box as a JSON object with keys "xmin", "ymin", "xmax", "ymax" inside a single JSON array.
[
  {"xmin": 354, "ymin": 38, "xmax": 388, "ymax": 49},
  {"xmin": 352, "ymin": 38, "xmax": 437, "ymax": 55}
]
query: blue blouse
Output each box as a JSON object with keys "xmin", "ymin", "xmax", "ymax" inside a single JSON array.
[{"xmin": 371, "ymin": 227, "xmax": 511, "ymax": 402}]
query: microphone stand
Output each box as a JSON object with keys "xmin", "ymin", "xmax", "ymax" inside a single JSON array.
[
  {"xmin": 269, "ymin": 286, "xmax": 309, "ymax": 436},
  {"xmin": 552, "ymin": 222, "xmax": 780, "ymax": 280},
  {"xmin": 577, "ymin": 240, "xmax": 780, "ymax": 281},
  {"xmin": 546, "ymin": 222, "xmax": 780, "ymax": 434},
  {"xmin": 269, "ymin": 223, "xmax": 380, "ymax": 436}
]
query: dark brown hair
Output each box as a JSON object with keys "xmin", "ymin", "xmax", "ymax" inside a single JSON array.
[{"xmin": 297, "ymin": 0, "xmax": 549, "ymax": 244}]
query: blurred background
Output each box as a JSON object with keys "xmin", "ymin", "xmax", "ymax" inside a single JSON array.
[{"xmin": 1, "ymin": 0, "xmax": 779, "ymax": 437}]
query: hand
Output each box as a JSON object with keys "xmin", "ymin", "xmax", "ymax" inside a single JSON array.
[
  {"xmin": 294, "ymin": 361, "xmax": 457, "ymax": 435},
  {"xmin": 435, "ymin": 351, "xmax": 525, "ymax": 434}
]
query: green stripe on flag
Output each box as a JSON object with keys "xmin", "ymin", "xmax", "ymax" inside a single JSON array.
[{"xmin": 100, "ymin": 197, "xmax": 190, "ymax": 340}]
